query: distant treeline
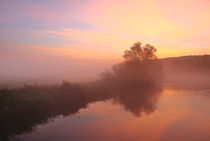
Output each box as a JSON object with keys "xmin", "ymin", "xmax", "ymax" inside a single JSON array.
[
  {"xmin": 160, "ymin": 55, "xmax": 210, "ymax": 89},
  {"xmin": 161, "ymin": 55, "xmax": 210, "ymax": 73}
]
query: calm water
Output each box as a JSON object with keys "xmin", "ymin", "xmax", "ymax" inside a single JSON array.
[{"xmin": 12, "ymin": 87, "xmax": 210, "ymax": 141}]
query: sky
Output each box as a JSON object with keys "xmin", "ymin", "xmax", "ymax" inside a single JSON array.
[{"xmin": 0, "ymin": 0, "xmax": 210, "ymax": 83}]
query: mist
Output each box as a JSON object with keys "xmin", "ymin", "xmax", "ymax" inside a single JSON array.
[
  {"xmin": 1, "ymin": 46, "xmax": 210, "ymax": 90},
  {"xmin": 0, "ymin": 53, "xmax": 118, "ymax": 86},
  {"xmin": 162, "ymin": 55, "xmax": 210, "ymax": 89}
]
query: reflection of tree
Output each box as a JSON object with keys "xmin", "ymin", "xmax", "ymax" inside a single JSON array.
[
  {"xmin": 99, "ymin": 42, "xmax": 163, "ymax": 117},
  {"xmin": 112, "ymin": 86, "xmax": 162, "ymax": 117}
]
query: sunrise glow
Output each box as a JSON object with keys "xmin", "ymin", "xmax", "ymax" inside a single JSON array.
[{"xmin": 1, "ymin": 0, "xmax": 210, "ymax": 60}]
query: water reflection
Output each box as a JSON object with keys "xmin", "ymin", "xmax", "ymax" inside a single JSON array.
[
  {"xmin": 112, "ymin": 87, "xmax": 162, "ymax": 117},
  {"xmin": 18, "ymin": 87, "xmax": 210, "ymax": 141},
  {"xmin": 0, "ymin": 83, "xmax": 162, "ymax": 141}
]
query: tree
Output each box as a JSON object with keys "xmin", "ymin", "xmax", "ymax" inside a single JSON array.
[
  {"xmin": 99, "ymin": 41, "xmax": 163, "ymax": 87},
  {"xmin": 123, "ymin": 42, "xmax": 157, "ymax": 63}
]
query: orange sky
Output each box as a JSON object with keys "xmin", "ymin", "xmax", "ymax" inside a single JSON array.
[
  {"xmin": 0, "ymin": 0, "xmax": 210, "ymax": 59},
  {"xmin": 0, "ymin": 0, "xmax": 210, "ymax": 81}
]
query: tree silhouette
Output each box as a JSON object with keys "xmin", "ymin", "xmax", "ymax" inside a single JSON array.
[
  {"xmin": 123, "ymin": 42, "xmax": 157, "ymax": 63},
  {"xmin": 98, "ymin": 41, "xmax": 163, "ymax": 89}
]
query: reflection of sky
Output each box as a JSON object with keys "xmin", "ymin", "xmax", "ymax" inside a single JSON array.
[{"xmin": 18, "ymin": 88, "xmax": 210, "ymax": 141}]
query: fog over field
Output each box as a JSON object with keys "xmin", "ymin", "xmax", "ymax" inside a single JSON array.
[
  {"xmin": 161, "ymin": 55, "xmax": 210, "ymax": 89},
  {"xmin": 1, "ymin": 51, "xmax": 210, "ymax": 89},
  {"xmin": 0, "ymin": 53, "xmax": 119, "ymax": 85}
]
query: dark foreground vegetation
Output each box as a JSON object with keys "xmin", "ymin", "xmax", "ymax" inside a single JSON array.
[
  {"xmin": 0, "ymin": 42, "xmax": 163, "ymax": 141},
  {"xmin": 0, "ymin": 82, "xmax": 162, "ymax": 141}
]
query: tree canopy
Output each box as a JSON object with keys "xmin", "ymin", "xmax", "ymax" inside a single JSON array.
[
  {"xmin": 99, "ymin": 41, "xmax": 163, "ymax": 87},
  {"xmin": 123, "ymin": 42, "xmax": 157, "ymax": 63}
]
